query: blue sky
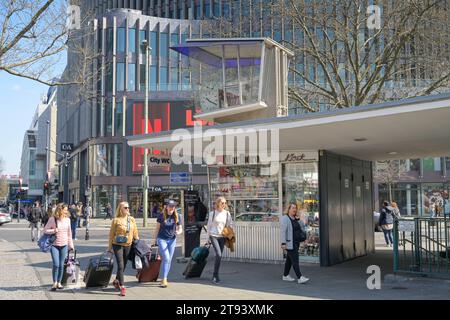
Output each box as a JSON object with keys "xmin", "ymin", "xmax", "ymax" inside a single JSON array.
[{"xmin": 0, "ymin": 73, "xmax": 49, "ymax": 175}]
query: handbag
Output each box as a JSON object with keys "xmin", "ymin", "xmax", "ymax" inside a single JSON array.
[
  {"xmin": 37, "ymin": 217, "xmax": 58, "ymax": 253},
  {"xmin": 114, "ymin": 217, "xmax": 131, "ymax": 243},
  {"xmin": 381, "ymin": 224, "xmax": 393, "ymax": 231}
]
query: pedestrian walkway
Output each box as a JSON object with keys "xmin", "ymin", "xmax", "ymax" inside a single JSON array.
[{"xmin": 1, "ymin": 232, "xmax": 448, "ymax": 300}]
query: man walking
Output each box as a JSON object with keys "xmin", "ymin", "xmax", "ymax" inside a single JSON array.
[
  {"xmin": 69, "ymin": 203, "xmax": 78, "ymax": 240},
  {"xmin": 29, "ymin": 201, "xmax": 43, "ymax": 242},
  {"xmin": 76, "ymin": 202, "xmax": 83, "ymax": 228},
  {"xmin": 84, "ymin": 202, "xmax": 92, "ymax": 240}
]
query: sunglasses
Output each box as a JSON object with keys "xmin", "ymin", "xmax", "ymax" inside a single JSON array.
[
  {"xmin": 220, "ymin": 202, "xmax": 227, "ymax": 204},
  {"xmin": 123, "ymin": 207, "xmax": 130, "ymax": 209}
]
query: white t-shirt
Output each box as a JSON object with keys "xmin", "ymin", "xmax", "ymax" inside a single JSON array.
[{"xmin": 207, "ymin": 210, "xmax": 233, "ymax": 237}]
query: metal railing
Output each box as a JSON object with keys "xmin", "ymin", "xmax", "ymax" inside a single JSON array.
[{"xmin": 393, "ymin": 216, "xmax": 450, "ymax": 278}]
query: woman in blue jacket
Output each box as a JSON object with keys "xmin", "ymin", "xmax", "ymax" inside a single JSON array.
[
  {"xmin": 379, "ymin": 201, "xmax": 395, "ymax": 247},
  {"xmin": 280, "ymin": 203, "xmax": 310, "ymax": 284}
]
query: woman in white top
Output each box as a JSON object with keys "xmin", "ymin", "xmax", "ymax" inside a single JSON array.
[{"xmin": 207, "ymin": 196, "xmax": 234, "ymax": 284}]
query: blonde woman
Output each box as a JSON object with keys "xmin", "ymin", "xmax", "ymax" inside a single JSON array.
[
  {"xmin": 280, "ymin": 203, "xmax": 309, "ymax": 284},
  {"xmin": 153, "ymin": 199, "xmax": 183, "ymax": 288},
  {"xmin": 207, "ymin": 196, "xmax": 234, "ymax": 284},
  {"xmin": 43, "ymin": 203, "xmax": 74, "ymax": 291},
  {"xmin": 108, "ymin": 202, "xmax": 139, "ymax": 296}
]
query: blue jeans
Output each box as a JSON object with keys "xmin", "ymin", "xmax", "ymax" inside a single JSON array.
[
  {"xmin": 383, "ymin": 229, "xmax": 393, "ymax": 245},
  {"xmin": 71, "ymin": 220, "xmax": 77, "ymax": 239},
  {"xmin": 50, "ymin": 245, "xmax": 68, "ymax": 283},
  {"xmin": 157, "ymin": 237, "xmax": 177, "ymax": 280},
  {"xmin": 210, "ymin": 236, "xmax": 226, "ymax": 279}
]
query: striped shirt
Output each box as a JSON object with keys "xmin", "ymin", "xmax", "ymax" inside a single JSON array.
[{"xmin": 44, "ymin": 217, "xmax": 74, "ymax": 249}]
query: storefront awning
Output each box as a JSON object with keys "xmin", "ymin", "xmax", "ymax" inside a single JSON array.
[{"xmin": 127, "ymin": 93, "xmax": 450, "ymax": 161}]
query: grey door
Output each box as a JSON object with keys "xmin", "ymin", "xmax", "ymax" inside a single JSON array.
[
  {"xmin": 327, "ymin": 155, "xmax": 343, "ymax": 265},
  {"xmin": 364, "ymin": 164, "xmax": 375, "ymax": 253},
  {"xmin": 341, "ymin": 158, "xmax": 355, "ymax": 260},
  {"xmin": 352, "ymin": 161, "xmax": 365, "ymax": 257}
]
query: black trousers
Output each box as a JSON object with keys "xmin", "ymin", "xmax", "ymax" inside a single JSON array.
[
  {"xmin": 210, "ymin": 236, "xmax": 226, "ymax": 278},
  {"xmin": 113, "ymin": 244, "xmax": 131, "ymax": 286},
  {"xmin": 284, "ymin": 243, "xmax": 302, "ymax": 279}
]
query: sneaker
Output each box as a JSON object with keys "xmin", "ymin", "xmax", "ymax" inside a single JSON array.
[
  {"xmin": 50, "ymin": 286, "xmax": 57, "ymax": 292},
  {"xmin": 120, "ymin": 286, "xmax": 126, "ymax": 296},
  {"xmin": 298, "ymin": 276, "xmax": 310, "ymax": 284},
  {"xmin": 212, "ymin": 277, "xmax": 221, "ymax": 284},
  {"xmin": 282, "ymin": 275, "xmax": 296, "ymax": 282},
  {"xmin": 57, "ymin": 284, "xmax": 64, "ymax": 290},
  {"xmin": 161, "ymin": 279, "xmax": 168, "ymax": 288},
  {"xmin": 31, "ymin": 238, "xmax": 35, "ymax": 242}
]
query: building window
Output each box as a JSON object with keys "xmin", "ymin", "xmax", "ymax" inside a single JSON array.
[
  {"xmin": 92, "ymin": 185, "xmax": 122, "ymax": 218},
  {"xmin": 223, "ymin": 1, "xmax": 230, "ymax": 20},
  {"xmin": 91, "ymin": 144, "xmax": 122, "ymax": 177},
  {"xmin": 170, "ymin": 68, "xmax": 178, "ymax": 90},
  {"xmin": 117, "ymin": 63, "xmax": 125, "ymax": 91},
  {"xmin": 150, "ymin": 65, "xmax": 157, "ymax": 90},
  {"xmin": 213, "ymin": 1, "xmax": 220, "ymax": 17},
  {"xmin": 105, "ymin": 101, "xmax": 113, "ymax": 136},
  {"xmin": 128, "ymin": 28, "xmax": 136, "ymax": 53},
  {"xmin": 205, "ymin": 1, "xmax": 211, "ymax": 18},
  {"xmin": 195, "ymin": 4, "xmax": 201, "ymax": 19},
  {"xmin": 170, "ymin": 33, "xmax": 179, "ymax": 65},
  {"xmin": 446, "ymin": 157, "xmax": 450, "ymax": 171},
  {"xmin": 128, "ymin": 63, "xmax": 136, "ymax": 91},
  {"xmin": 115, "ymin": 102, "xmax": 123, "ymax": 136},
  {"xmin": 107, "ymin": 28, "xmax": 113, "ymax": 52},
  {"xmin": 140, "ymin": 64, "xmax": 146, "ymax": 91},
  {"xmin": 160, "ymin": 66, "xmax": 168, "ymax": 91},
  {"xmin": 139, "ymin": 30, "xmax": 147, "ymax": 54},
  {"xmin": 160, "ymin": 32, "xmax": 168, "ymax": 63},
  {"xmin": 150, "ymin": 31, "xmax": 158, "ymax": 59},
  {"xmin": 29, "ymin": 149, "xmax": 36, "ymax": 176},
  {"xmin": 117, "ymin": 27, "xmax": 126, "ymax": 53},
  {"xmin": 70, "ymin": 154, "xmax": 79, "ymax": 183}
]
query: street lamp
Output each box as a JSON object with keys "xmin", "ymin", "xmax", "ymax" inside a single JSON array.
[
  {"xmin": 45, "ymin": 120, "xmax": 50, "ymax": 212},
  {"xmin": 141, "ymin": 39, "xmax": 152, "ymax": 227}
]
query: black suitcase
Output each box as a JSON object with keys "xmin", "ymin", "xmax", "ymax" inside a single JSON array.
[
  {"xmin": 83, "ymin": 251, "xmax": 114, "ymax": 288},
  {"xmin": 183, "ymin": 259, "xmax": 207, "ymax": 278}
]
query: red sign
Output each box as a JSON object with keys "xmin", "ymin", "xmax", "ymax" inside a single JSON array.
[{"xmin": 132, "ymin": 101, "xmax": 213, "ymax": 174}]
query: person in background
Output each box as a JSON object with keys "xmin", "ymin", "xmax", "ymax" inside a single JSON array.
[
  {"xmin": 69, "ymin": 204, "xmax": 78, "ymax": 240},
  {"xmin": 391, "ymin": 201, "xmax": 401, "ymax": 220},
  {"xmin": 280, "ymin": 203, "xmax": 310, "ymax": 284},
  {"xmin": 76, "ymin": 202, "xmax": 83, "ymax": 228},
  {"xmin": 108, "ymin": 202, "xmax": 139, "ymax": 297},
  {"xmin": 105, "ymin": 203, "xmax": 112, "ymax": 220},
  {"xmin": 207, "ymin": 196, "xmax": 234, "ymax": 284},
  {"xmin": 379, "ymin": 201, "xmax": 395, "ymax": 247},
  {"xmin": 44, "ymin": 203, "xmax": 74, "ymax": 291},
  {"xmin": 153, "ymin": 199, "xmax": 182, "ymax": 288},
  {"xmin": 29, "ymin": 201, "xmax": 43, "ymax": 242}
]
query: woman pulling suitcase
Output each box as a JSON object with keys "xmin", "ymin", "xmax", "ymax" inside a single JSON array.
[
  {"xmin": 43, "ymin": 203, "xmax": 74, "ymax": 291},
  {"xmin": 153, "ymin": 199, "xmax": 183, "ymax": 288},
  {"xmin": 108, "ymin": 202, "xmax": 139, "ymax": 296}
]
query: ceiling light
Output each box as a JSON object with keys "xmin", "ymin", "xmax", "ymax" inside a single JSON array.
[
  {"xmin": 354, "ymin": 138, "xmax": 367, "ymax": 142},
  {"xmin": 387, "ymin": 152, "xmax": 398, "ymax": 155}
]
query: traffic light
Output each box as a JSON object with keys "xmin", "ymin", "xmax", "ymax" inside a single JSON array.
[{"xmin": 44, "ymin": 181, "xmax": 49, "ymax": 191}]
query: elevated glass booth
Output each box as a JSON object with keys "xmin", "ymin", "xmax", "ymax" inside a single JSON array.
[{"xmin": 171, "ymin": 38, "xmax": 294, "ymax": 123}]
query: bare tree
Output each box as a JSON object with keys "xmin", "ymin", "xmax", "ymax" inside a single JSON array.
[
  {"xmin": 373, "ymin": 160, "xmax": 409, "ymax": 202},
  {"xmin": 0, "ymin": 158, "xmax": 8, "ymax": 201},
  {"xmin": 267, "ymin": 0, "xmax": 450, "ymax": 112},
  {"xmin": 0, "ymin": 0, "xmax": 68, "ymax": 85}
]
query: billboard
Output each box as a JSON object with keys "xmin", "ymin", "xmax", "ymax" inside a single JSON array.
[{"xmin": 132, "ymin": 101, "xmax": 212, "ymax": 174}]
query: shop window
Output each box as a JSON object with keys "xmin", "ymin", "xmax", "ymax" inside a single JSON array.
[
  {"xmin": 282, "ymin": 162, "xmax": 320, "ymax": 261},
  {"xmin": 209, "ymin": 165, "xmax": 280, "ymax": 222},
  {"xmin": 91, "ymin": 144, "xmax": 122, "ymax": 177}
]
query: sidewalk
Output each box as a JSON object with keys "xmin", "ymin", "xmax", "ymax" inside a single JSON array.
[{"xmin": 1, "ymin": 232, "xmax": 450, "ymax": 300}]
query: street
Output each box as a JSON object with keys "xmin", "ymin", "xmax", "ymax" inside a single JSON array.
[{"xmin": 1, "ymin": 220, "xmax": 449, "ymax": 300}]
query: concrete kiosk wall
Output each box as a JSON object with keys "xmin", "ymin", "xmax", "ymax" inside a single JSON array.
[{"xmin": 319, "ymin": 151, "xmax": 374, "ymax": 266}]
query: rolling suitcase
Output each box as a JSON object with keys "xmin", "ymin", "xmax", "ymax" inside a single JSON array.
[
  {"xmin": 137, "ymin": 246, "xmax": 161, "ymax": 282},
  {"xmin": 61, "ymin": 250, "xmax": 80, "ymax": 285},
  {"xmin": 183, "ymin": 259, "xmax": 207, "ymax": 278},
  {"xmin": 84, "ymin": 251, "xmax": 114, "ymax": 288}
]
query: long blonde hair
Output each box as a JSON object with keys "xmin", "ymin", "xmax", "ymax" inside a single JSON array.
[
  {"xmin": 115, "ymin": 202, "xmax": 129, "ymax": 218},
  {"xmin": 215, "ymin": 196, "xmax": 229, "ymax": 211},
  {"xmin": 163, "ymin": 205, "xmax": 179, "ymax": 224},
  {"xmin": 54, "ymin": 203, "xmax": 68, "ymax": 220}
]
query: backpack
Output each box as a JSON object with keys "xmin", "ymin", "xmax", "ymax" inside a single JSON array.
[
  {"xmin": 191, "ymin": 244, "xmax": 211, "ymax": 263},
  {"xmin": 69, "ymin": 208, "xmax": 78, "ymax": 221}
]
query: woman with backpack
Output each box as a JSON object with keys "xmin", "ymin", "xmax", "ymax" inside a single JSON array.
[
  {"xmin": 379, "ymin": 201, "xmax": 395, "ymax": 247},
  {"xmin": 43, "ymin": 203, "xmax": 74, "ymax": 291},
  {"xmin": 280, "ymin": 203, "xmax": 310, "ymax": 284},
  {"xmin": 207, "ymin": 196, "xmax": 234, "ymax": 284},
  {"xmin": 108, "ymin": 201, "xmax": 139, "ymax": 297},
  {"xmin": 152, "ymin": 199, "xmax": 183, "ymax": 288}
]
